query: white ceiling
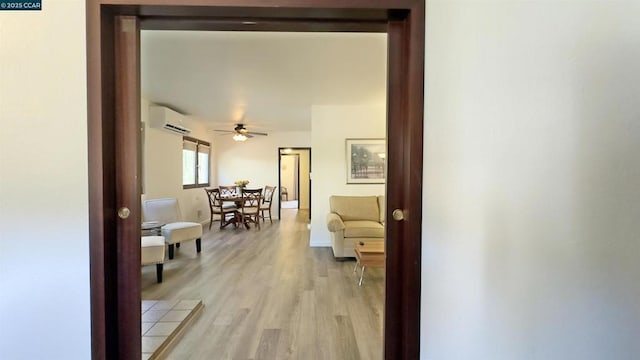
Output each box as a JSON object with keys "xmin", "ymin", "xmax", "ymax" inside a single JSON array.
[{"xmin": 141, "ymin": 31, "xmax": 387, "ymax": 132}]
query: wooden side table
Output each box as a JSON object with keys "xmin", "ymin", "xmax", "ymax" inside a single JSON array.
[{"xmin": 353, "ymin": 241, "xmax": 385, "ymax": 286}]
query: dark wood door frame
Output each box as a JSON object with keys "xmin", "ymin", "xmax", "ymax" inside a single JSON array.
[{"xmin": 87, "ymin": 1, "xmax": 424, "ymax": 359}]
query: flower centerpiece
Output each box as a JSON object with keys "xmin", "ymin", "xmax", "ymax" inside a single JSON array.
[{"xmin": 234, "ymin": 179, "xmax": 250, "ymax": 194}]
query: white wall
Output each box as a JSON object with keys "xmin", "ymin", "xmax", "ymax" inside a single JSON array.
[
  {"xmin": 421, "ymin": 1, "xmax": 640, "ymax": 359},
  {"xmin": 0, "ymin": 2, "xmax": 91, "ymax": 359},
  {"xmin": 216, "ymin": 131, "xmax": 311, "ymax": 218},
  {"xmin": 142, "ymin": 100, "xmax": 215, "ymax": 224},
  {"xmin": 310, "ymin": 105, "xmax": 386, "ymax": 246}
]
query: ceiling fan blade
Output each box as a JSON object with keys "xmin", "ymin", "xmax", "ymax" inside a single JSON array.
[{"xmin": 213, "ymin": 125, "xmax": 267, "ymax": 139}]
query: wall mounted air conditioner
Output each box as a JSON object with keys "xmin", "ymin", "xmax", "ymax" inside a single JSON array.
[{"xmin": 148, "ymin": 105, "xmax": 191, "ymax": 135}]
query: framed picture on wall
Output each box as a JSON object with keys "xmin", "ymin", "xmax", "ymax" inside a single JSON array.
[{"xmin": 346, "ymin": 138, "xmax": 386, "ymax": 184}]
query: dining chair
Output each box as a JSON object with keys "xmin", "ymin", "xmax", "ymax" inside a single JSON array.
[
  {"xmin": 260, "ymin": 185, "xmax": 276, "ymax": 224},
  {"xmin": 204, "ymin": 188, "xmax": 238, "ymax": 230},
  {"xmin": 238, "ymin": 188, "xmax": 262, "ymax": 230},
  {"xmin": 142, "ymin": 198, "xmax": 203, "ymax": 259},
  {"xmin": 281, "ymin": 186, "xmax": 289, "ymax": 201}
]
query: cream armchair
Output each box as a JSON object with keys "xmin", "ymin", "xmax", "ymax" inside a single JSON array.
[
  {"xmin": 142, "ymin": 198, "xmax": 203, "ymax": 260},
  {"xmin": 326, "ymin": 195, "xmax": 385, "ymax": 258}
]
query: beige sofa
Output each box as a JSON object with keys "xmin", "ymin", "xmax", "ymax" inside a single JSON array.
[{"xmin": 326, "ymin": 195, "xmax": 385, "ymax": 258}]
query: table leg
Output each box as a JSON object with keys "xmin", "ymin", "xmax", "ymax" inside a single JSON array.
[{"xmin": 358, "ymin": 265, "xmax": 366, "ymax": 286}]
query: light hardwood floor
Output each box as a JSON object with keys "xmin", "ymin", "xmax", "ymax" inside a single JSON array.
[{"xmin": 142, "ymin": 209, "xmax": 384, "ymax": 360}]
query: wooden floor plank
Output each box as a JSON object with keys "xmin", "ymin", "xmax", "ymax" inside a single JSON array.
[
  {"xmin": 142, "ymin": 209, "xmax": 383, "ymax": 359},
  {"xmin": 334, "ymin": 315, "xmax": 362, "ymax": 360},
  {"xmin": 254, "ymin": 329, "xmax": 281, "ymax": 360}
]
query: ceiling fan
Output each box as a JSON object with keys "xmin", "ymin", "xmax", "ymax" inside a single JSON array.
[{"xmin": 213, "ymin": 123, "xmax": 268, "ymax": 142}]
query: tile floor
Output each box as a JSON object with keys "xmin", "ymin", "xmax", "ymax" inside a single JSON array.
[{"xmin": 141, "ymin": 299, "xmax": 202, "ymax": 360}]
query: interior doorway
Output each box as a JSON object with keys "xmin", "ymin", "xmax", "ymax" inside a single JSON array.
[
  {"xmin": 279, "ymin": 147, "xmax": 311, "ymax": 221},
  {"xmin": 280, "ymin": 154, "xmax": 299, "ymax": 207},
  {"xmin": 87, "ymin": 2, "xmax": 425, "ymax": 359}
]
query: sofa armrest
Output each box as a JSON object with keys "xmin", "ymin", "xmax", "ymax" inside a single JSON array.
[{"xmin": 326, "ymin": 212, "xmax": 345, "ymax": 232}]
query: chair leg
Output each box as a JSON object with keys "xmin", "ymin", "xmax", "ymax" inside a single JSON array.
[
  {"xmin": 219, "ymin": 214, "xmax": 225, "ymax": 229},
  {"xmin": 196, "ymin": 238, "xmax": 201, "ymax": 253},
  {"xmin": 235, "ymin": 212, "xmax": 241, "ymax": 228},
  {"xmin": 268, "ymin": 210, "xmax": 272, "ymax": 224},
  {"xmin": 156, "ymin": 264, "xmax": 163, "ymax": 283},
  {"xmin": 209, "ymin": 214, "xmax": 213, "ymax": 230},
  {"xmin": 168, "ymin": 244, "xmax": 175, "ymax": 259}
]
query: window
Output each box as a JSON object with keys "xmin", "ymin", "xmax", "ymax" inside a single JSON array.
[{"xmin": 183, "ymin": 137, "xmax": 210, "ymax": 188}]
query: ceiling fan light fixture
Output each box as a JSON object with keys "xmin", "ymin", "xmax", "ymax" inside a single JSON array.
[{"xmin": 233, "ymin": 133, "xmax": 248, "ymax": 142}]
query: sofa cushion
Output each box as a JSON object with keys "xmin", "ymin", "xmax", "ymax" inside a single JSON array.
[
  {"xmin": 330, "ymin": 196, "xmax": 379, "ymax": 222},
  {"xmin": 343, "ymin": 220, "xmax": 385, "ymax": 238}
]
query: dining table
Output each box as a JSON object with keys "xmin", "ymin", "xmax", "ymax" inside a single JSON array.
[{"xmin": 220, "ymin": 194, "xmax": 251, "ymax": 229}]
